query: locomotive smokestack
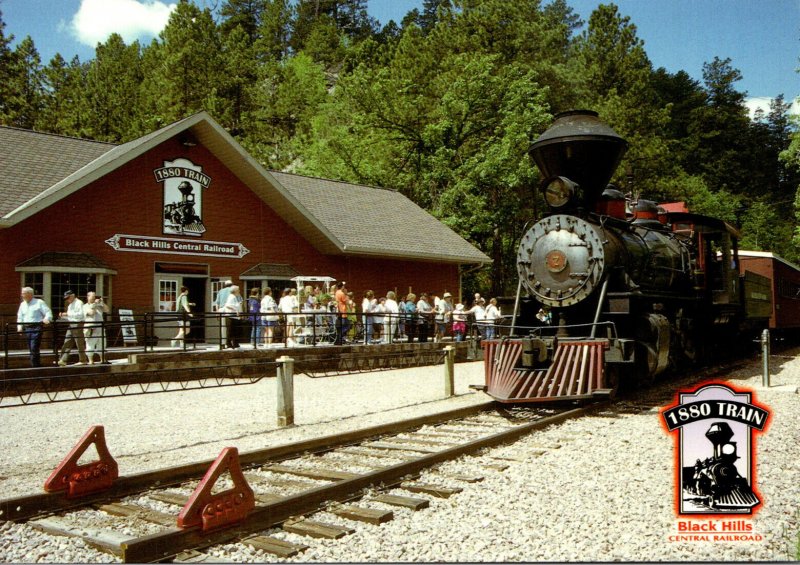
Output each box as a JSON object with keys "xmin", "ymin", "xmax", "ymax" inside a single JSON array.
[
  {"xmin": 530, "ymin": 110, "xmax": 628, "ymax": 209},
  {"xmin": 705, "ymin": 421, "xmax": 735, "ymax": 459}
]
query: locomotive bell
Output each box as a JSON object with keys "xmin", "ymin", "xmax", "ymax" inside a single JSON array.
[{"xmin": 530, "ymin": 110, "xmax": 628, "ymax": 209}]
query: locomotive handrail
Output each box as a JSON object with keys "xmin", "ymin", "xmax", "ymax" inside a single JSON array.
[{"xmin": 501, "ymin": 320, "xmax": 618, "ymax": 340}]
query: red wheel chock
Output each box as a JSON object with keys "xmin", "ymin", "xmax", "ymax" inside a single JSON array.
[
  {"xmin": 177, "ymin": 447, "xmax": 255, "ymax": 532},
  {"xmin": 43, "ymin": 425, "xmax": 119, "ymax": 497}
]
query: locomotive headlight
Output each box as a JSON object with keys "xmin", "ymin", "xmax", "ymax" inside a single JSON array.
[{"xmin": 543, "ymin": 176, "xmax": 579, "ymax": 208}]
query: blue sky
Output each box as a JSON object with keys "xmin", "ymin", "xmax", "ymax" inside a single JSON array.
[{"xmin": 3, "ymin": 0, "xmax": 799, "ymax": 116}]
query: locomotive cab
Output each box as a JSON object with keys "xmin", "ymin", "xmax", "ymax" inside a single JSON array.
[{"xmin": 669, "ymin": 212, "xmax": 742, "ymax": 307}]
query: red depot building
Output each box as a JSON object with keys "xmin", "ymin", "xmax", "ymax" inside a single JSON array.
[{"xmin": 0, "ymin": 112, "xmax": 489, "ymax": 343}]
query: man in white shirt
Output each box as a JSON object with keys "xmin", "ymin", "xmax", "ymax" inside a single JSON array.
[
  {"xmin": 222, "ymin": 285, "xmax": 243, "ymax": 349},
  {"xmin": 214, "ymin": 280, "xmax": 233, "ymax": 348},
  {"xmin": 58, "ymin": 290, "xmax": 88, "ymax": 365},
  {"xmin": 17, "ymin": 286, "xmax": 52, "ymax": 367},
  {"xmin": 434, "ymin": 292, "xmax": 454, "ymax": 343}
]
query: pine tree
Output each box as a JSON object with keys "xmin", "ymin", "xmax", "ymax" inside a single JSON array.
[
  {"xmin": 85, "ymin": 34, "xmax": 143, "ymax": 141},
  {"xmin": 684, "ymin": 57, "xmax": 752, "ymax": 194},
  {"xmin": 220, "ymin": 0, "xmax": 267, "ymax": 43},
  {"xmin": 4, "ymin": 36, "xmax": 44, "ymax": 128},
  {"xmin": 37, "ymin": 54, "xmax": 91, "ymax": 137},
  {"xmin": 148, "ymin": 2, "xmax": 225, "ymax": 122},
  {"xmin": 0, "ymin": 10, "xmax": 16, "ymax": 124}
]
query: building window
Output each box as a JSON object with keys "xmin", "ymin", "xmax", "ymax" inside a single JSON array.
[
  {"xmin": 158, "ymin": 279, "xmax": 178, "ymax": 312},
  {"xmin": 211, "ymin": 278, "xmax": 230, "ymax": 308},
  {"xmin": 23, "ymin": 273, "xmax": 44, "ymax": 297},
  {"xmin": 50, "ymin": 272, "xmax": 96, "ymax": 312}
]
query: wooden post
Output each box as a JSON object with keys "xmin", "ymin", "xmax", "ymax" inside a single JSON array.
[
  {"xmin": 277, "ymin": 356, "xmax": 295, "ymax": 427},
  {"xmin": 444, "ymin": 346, "xmax": 455, "ymax": 397}
]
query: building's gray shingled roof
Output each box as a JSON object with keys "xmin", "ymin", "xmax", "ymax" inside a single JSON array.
[
  {"xmin": 240, "ymin": 263, "xmax": 299, "ymax": 279},
  {"xmin": 269, "ymin": 172, "xmax": 490, "ymax": 264},
  {"xmin": 0, "ymin": 126, "xmax": 114, "ymax": 217},
  {"xmin": 0, "ymin": 116, "xmax": 490, "ymax": 265},
  {"xmin": 17, "ymin": 251, "xmax": 115, "ymax": 270}
]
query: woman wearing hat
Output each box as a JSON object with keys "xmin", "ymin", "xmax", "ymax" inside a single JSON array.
[{"xmin": 452, "ymin": 302, "xmax": 467, "ymax": 342}]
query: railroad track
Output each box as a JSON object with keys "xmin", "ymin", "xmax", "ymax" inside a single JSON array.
[
  {"xmin": 0, "ymin": 400, "xmax": 605, "ymax": 563},
  {"xmin": 0, "ymin": 351, "xmax": 766, "ymax": 563}
]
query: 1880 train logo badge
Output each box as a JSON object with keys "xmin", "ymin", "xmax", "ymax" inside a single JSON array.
[
  {"xmin": 154, "ymin": 158, "xmax": 211, "ymax": 237},
  {"xmin": 661, "ymin": 383, "xmax": 770, "ymax": 516}
]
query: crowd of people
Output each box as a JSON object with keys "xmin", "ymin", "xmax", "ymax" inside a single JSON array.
[
  {"xmin": 215, "ymin": 282, "xmax": 515, "ymax": 347},
  {"xmin": 16, "ymin": 287, "xmax": 109, "ymax": 367},
  {"xmin": 15, "ymin": 282, "xmax": 554, "ymax": 367}
]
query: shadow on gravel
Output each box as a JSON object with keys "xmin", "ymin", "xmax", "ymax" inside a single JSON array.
[{"xmin": 593, "ymin": 345, "xmax": 800, "ymax": 419}]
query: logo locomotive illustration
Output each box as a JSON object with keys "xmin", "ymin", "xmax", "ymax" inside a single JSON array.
[
  {"xmin": 661, "ymin": 383, "xmax": 770, "ymax": 516},
  {"xmin": 154, "ymin": 158, "xmax": 212, "ymax": 237}
]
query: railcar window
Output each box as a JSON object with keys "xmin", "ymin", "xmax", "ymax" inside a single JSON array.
[{"xmin": 778, "ymin": 278, "xmax": 800, "ymax": 299}]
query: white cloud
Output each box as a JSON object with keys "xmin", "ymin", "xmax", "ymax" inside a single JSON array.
[
  {"xmin": 745, "ymin": 96, "xmax": 800, "ymax": 120},
  {"xmin": 70, "ymin": 0, "xmax": 177, "ymax": 47}
]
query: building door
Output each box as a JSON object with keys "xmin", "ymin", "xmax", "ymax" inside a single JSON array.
[
  {"xmin": 153, "ymin": 271, "xmax": 209, "ymax": 346},
  {"xmin": 182, "ymin": 276, "xmax": 206, "ymax": 343}
]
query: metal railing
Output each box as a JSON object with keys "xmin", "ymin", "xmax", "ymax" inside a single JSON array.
[{"xmin": 2, "ymin": 310, "xmax": 498, "ymax": 368}]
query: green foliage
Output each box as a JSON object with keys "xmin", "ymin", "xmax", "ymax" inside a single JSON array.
[
  {"xmin": 242, "ymin": 52, "xmax": 328, "ymax": 169},
  {"xmin": 84, "ymin": 35, "xmax": 143, "ymax": 142},
  {"xmin": 151, "ymin": 2, "xmax": 225, "ymax": 121},
  {"xmin": 37, "ymin": 54, "xmax": 90, "ymax": 137},
  {"xmin": 657, "ymin": 173, "xmax": 739, "ymax": 222},
  {"xmin": 3, "ymin": 0, "xmax": 799, "ymax": 292},
  {"xmin": 3, "ymin": 36, "xmax": 44, "ymax": 128}
]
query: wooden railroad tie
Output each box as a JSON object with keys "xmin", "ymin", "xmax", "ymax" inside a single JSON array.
[
  {"xmin": 283, "ymin": 517, "xmax": 354, "ymax": 539},
  {"xmin": 265, "ymin": 464, "xmax": 360, "ymax": 481},
  {"xmin": 29, "ymin": 516, "xmax": 128, "ymax": 557},
  {"xmin": 96, "ymin": 502, "xmax": 176, "ymax": 527},
  {"xmin": 437, "ymin": 473, "xmax": 484, "ymax": 483},
  {"xmin": 482, "ymin": 462, "xmax": 509, "ymax": 472},
  {"xmin": 147, "ymin": 491, "xmax": 190, "ymax": 506},
  {"xmin": 330, "ymin": 504, "xmax": 393, "ymax": 525},
  {"xmin": 243, "ymin": 535, "xmax": 308, "ymax": 558},
  {"xmin": 338, "ymin": 446, "xmax": 412, "ymax": 460},
  {"xmin": 174, "ymin": 549, "xmax": 237, "ymax": 563},
  {"xmin": 365, "ymin": 442, "xmax": 439, "ymax": 454},
  {"xmin": 400, "ymin": 482, "xmax": 462, "ymax": 498},
  {"xmin": 372, "ymin": 493, "xmax": 430, "ymax": 511}
]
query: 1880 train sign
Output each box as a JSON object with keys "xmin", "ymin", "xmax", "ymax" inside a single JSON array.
[
  {"xmin": 155, "ymin": 158, "xmax": 211, "ymax": 237},
  {"xmin": 661, "ymin": 383, "xmax": 770, "ymax": 516}
]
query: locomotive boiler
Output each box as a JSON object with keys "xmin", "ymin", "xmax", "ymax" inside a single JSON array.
[{"xmin": 484, "ymin": 111, "xmax": 770, "ymax": 403}]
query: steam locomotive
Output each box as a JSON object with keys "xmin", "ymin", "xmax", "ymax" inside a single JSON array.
[
  {"xmin": 683, "ymin": 421, "xmax": 759, "ymax": 511},
  {"xmin": 164, "ymin": 180, "xmax": 206, "ymax": 236},
  {"xmin": 484, "ymin": 110, "xmax": 772, "ymax": 403}
]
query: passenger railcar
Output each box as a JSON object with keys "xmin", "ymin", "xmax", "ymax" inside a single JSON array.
[
  {"xmin": 737, "ymin": 251, "xmax": 800, "ymax": 331},
  {"xmin": 484, "ymin": 111, "xmax": 779, "ymax": 403}
]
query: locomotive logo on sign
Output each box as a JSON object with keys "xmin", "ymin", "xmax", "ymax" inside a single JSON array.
[
  {"xmin": 661, "ymin": 383, "xmax": 770, "ymax": 515},
  {"xmin": 154, "ymin": 158, "xmax": 212, "ymax": 237}
]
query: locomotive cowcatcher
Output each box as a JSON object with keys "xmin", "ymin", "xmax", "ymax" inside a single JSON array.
[{"xmin": 484, "ymin": 110, "xmax": 771, "ymax": 403}]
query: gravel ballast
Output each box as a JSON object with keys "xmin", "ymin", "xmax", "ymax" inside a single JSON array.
[{"xmin": 0, "ymin": 351, "xmax": 798, "ymax": 562}]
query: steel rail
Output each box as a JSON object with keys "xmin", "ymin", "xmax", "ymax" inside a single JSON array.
[
  {"xmin": 0, "ymin": 401, "xmax": 497, "ymax": 522},
  {"xmin": 121, "ymin": 403, "xmax": 604, "ymax": 563}
]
